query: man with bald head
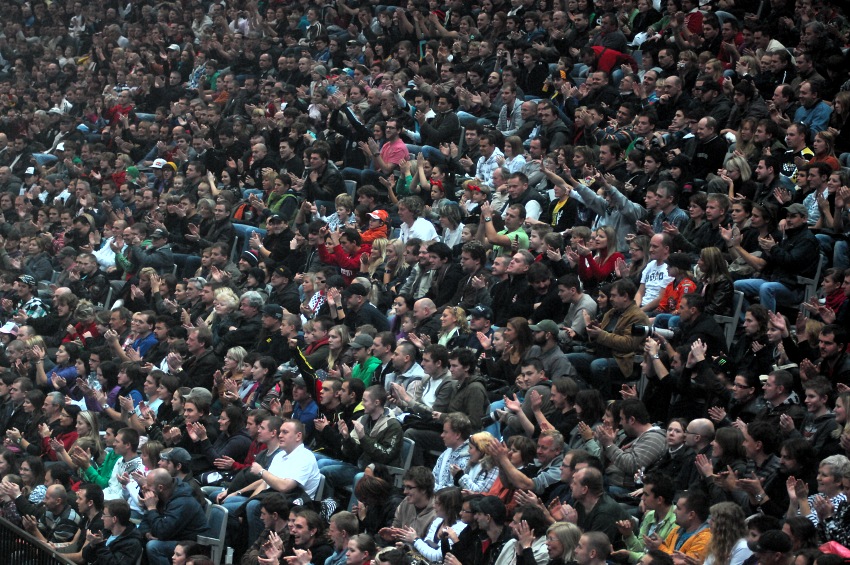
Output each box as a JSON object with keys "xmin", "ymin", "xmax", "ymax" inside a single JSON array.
[
  {"xmin": 679, "ymin": 419, "xmax": 714, "ymax": 490},
  {"xmin": 655, "ymin": 75, "xmax": 694, "ymax": 130},
  {"xmin": 22, "ymin": 484, "xmax": 80, "ymax": 545},
  {"xmin": 247, "ymin": 142, "xmax": 277, "ymax": 188},
  {"xmin": 0, "ymin": 134, "xmax": 10, "ymax": 166},
  {"xmin": 139, "ymin": 468, "xmax": 208, "ymax": 565},
  {"xmin": 0, "ymin": 165, "xmax": 20, "ymax": 193},
  {"xmin": 413, "ymin": 298, "xmax": 441, "ymax": 343}
]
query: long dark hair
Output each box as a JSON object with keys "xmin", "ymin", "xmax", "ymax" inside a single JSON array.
[
  {"xmin": 575, "ymin": 389, "xmax": 605, "ymax": 425},
  {"xmin": 99, "ymin": 360, "xmax": 120, "ymax": 389},
  {"xmin": 713, "ymin": 427, "xmax": 746, "ymax": 470},
  {"xmin": 21, "ymin": 456, "xmax": 45, "ymax": 491},
  {"xmin": 119, "ymin": 362, "xmax": 143, "ymax": 393},
  {"xmin": 222, "ymin": 404, "xmax": 246, "ymax": 436}
]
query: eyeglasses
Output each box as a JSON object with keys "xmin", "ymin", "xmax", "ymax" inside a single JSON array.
[
  {"xmin": 460, "ymin": 509, "xmax": 474, "ymax": 514},
  {"xmin": 684, "ymin": 431, "xmax": 697, "ymax": 435},
  {"xmin": 402, "ymin": 484, "xmax": 419, "ymax": 491},
  {"xmin": 733, "ymin": 383, "xmax": 753, "ymax": 388}
]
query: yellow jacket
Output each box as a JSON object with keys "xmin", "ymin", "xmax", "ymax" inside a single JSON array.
[{"xmin": 660, "ymin": 525, "xmax": 712, "ymax": 561}]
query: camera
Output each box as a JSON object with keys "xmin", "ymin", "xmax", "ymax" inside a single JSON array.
[{"xmin": 630, "ymin": 324, "xmax": 676, "ymax": 340}]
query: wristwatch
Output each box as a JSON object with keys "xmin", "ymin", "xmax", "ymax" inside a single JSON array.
[
  {"xmin": 754, "ymin": 493, "xmax": 765, "ymax": 504},
  {"xmin": 483, "ymin": 216, "xmax": 492, "ymax": 222},
  {"xmin": 651, "ymin": 354, "xmax": 660, "ymax": 360}
]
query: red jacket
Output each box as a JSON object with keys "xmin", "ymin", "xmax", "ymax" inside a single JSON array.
[
  {"xmin": 318, "ymin": 243, "xmax": 372, "ymax": 285},
  {"xmin": 42, "ymin": 430, "xmax": 78, "ymax": 461},
  {"xmin": 231, "ymin": 440, "xmax": 266, "ymax": 471}
]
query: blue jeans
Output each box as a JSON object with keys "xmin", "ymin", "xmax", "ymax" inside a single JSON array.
[
  {"xmin": 835, "ymin": 240, "xmax": 850, "ymax": 271},
  {"xmin": 232, "ymin": 223, "xmax": 266, "ymax": 253},
  {"xmin": 404, "ymin": 144, "xmax": 446, "ymax": 164},
  {"xmin": 147, "ymin": 540, "xmax": 179, "ymax": 565},
  {"xmin": 173, "ymin": 252, "xmax": 202, "ymax": 278},
  {"xmin": 342, "ymin": 166, "xmax": 382, "ymax": 186},
  {"xmin": 565, "ymin": 352, "xmax": 623, "ymax": 398},
  {"xmin": 348, "ymin": 472, "xmax": 364, "ymax": 510},
  {"xmin": 485, "ymin": 399, "xmax": 506, "ymax": 440},
  {"xmin": 734, "ymin": 278, "xmax": 803, "ymax": 314},
  {"xmin": 221, "ymin": 494, "xmax": 264, "ymax": 545},
  {"xmin": 320, "ymin": 461, "xmax": 360, "ymax": 498},
  {"xmin": 653, "ymin": 314, "xmax": 680, "ymax": 329}
]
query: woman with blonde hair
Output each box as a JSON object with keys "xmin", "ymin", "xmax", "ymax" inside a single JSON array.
[
  {"xmin": 383, "ymin": 239, "xmax": 408, "ymax": 291},
  {"xmin": 436, "ymin": 306, "xmax": 469, "ymax": 348},
  {"xmin": 216, "ymin": 346, "xmax": 249, "ymax": 401},
  {"xmin": 722, "ymin": 153, "xmax": 757, "ymax": 200},
  {"xmin": 327, "ymin": 325, "xmax": 354, "ymax": 379},
  {"xmin": 51, "ymin": 409, "xmax": 102, "ymax": 469},
  {"xmin": 204, "ymin": 287, "xmax": 240, "ymax": 347},
  {"xmin": 63, "ymin": 300, "xmax": 99, "ymax": 345},
  {"xmin": 450, "ymin": 431, "xmax": 500, "ymax": 493},
  {"xmin": 703, "ymin": 502, "xmax": 751, "ymax": 565},
  {"xmin": 360, "ymin": 238, "xmax": 388, "ymax": 280},
  {"xmin": 299, "ymin": 272, "xmax": 326, "ymax": 322},
  {"xmin": 812, "ymin": 130, "xmax": 840, "ymax": 172},
  {"xmin": 575, "ymin": 225, "xmax": 624, "ymax": 294},
  {"xmin": 545, "ymin": 522, "xmax": 582, "ymax": 565},
  {"xmin": 703, "ymin": 58, "xmax": 724, "ymax": 85}
]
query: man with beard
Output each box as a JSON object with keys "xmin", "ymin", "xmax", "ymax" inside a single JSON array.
[
  {"xmin": 530, "ymin": 320, "xmax": 575, "ymax": 380},
  {"xmin": 741, "ymin": 437, "xmax": 817, "ymax": 519}
]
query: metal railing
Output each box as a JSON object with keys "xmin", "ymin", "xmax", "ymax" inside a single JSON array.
[{"xmin": 0, "ymin": 515, "xmax": 77, "ymax": 565}]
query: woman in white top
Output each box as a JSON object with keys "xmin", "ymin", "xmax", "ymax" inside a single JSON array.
[
  {"xmin": 703, "ymin": 502, "xmax": 753, "ymax": 565},
  {"xmin": 500, "ymin": 135, "xmax": 527, "ymax": 174},
  {"xmin": 439, "ymin": 203, "xmax": 465, "ymax": 250}
]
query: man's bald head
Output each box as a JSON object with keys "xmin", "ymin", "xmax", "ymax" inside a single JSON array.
[{"xmin": 685, "ymin": 418, "xmax": 715, "ymax": 447}]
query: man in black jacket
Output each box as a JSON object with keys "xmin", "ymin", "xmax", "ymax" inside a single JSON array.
[
  {"xmin": 491, "ymin": 251, "xmax": 535, "ymax": 327},
  {"xmin": 412, "ymin": 298, "xmax": 442, "ymax": 343},
  {"xmin": 82, "ymin": 500, "xmax": 144, "ymax": 565},
  {"xmin": 171, "ymin": 328, "xmax": 220, "ymax": 390},
  {"xmin": 338, "ymin": 283, "xmax": 389, "ymax": 333},
  {"xmin": 426, "ymin": 243, "xmax": 464, "ymax": 310},
  {"xmin": 68, "ymin": 253, "xmax": 111, "ymax": 307},
  {"xmin": 268, "ymin": 266, "xmax": 301, "ymax": 315},
  {"xmin": 303, "ymin": 147, "xmax": 344, "ymax": 203},
  {"xmin": 674, "ymin": 294, "xmax": 727, "ymax": 353},
  {"xmin": 256, "ymin": 306, "xmax": 294, "ymax": 362},
  {"xmin": 734, "ymin": 203, "xmax": 820, "ymax": 313}
]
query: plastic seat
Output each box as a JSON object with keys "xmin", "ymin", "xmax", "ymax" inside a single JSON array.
[
  {"xmin": 197, "ymin": 504, "xmax": 228, "ymax": 565},
  {"xmin": 713, "ymin": 290, "xmax": 745, "ymax": 350}
]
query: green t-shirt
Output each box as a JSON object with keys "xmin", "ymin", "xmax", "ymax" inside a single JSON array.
[{"xmin": 493, "ymin": 228, "xmax": 530, "ymax": 257}]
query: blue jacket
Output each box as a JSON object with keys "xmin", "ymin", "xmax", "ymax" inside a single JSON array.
[
  {"xmin": 794, "ymin": 101, "xmax": 832, "ymax": 137},
  {"xmin": 139, "ymin": 479, "xmax": 208, "ymax": 541}
]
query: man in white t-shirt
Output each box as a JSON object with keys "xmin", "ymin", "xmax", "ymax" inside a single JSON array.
[
  {"xmin": 241, "ymin": 419, "xmax": 321, "ymax": 545},
  {"xmin": 635, "ymin": 233, "xmax": 673, "ymax": 313}
]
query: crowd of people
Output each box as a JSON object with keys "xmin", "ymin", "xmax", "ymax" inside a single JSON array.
[{"xmin": 3, "ymin": 0, "xmax": 850, "ymax": 565}]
